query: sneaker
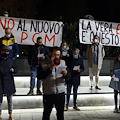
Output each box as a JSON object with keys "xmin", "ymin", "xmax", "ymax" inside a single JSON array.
[
  {"xmin": 95, "ymin": 86, "xmax": 101, "ymax": 90},
  {"xmin": 27, "ymin": 90, "xmax": 34, "ymax": 96},
  {"xmin": 73, "ymin": 106, "xmax": 80, "ymax": 111},
  {"xmin": 36, "ymin": 89, "xmax": 42, "ymax": 95},
  {"xmin": 64, "ymin": 106, "xmax": 68, "ymax": 111},
  {"xmin": 9, "ymin": 115, "xmax": 14, "ymax": 120},
  {"xmin": 90, "ymin": 86, "xmax": 93, "ymax": 90},
  {"xmin": 114, "ymin": 108, "xmax": 118, "ymax": 113}
]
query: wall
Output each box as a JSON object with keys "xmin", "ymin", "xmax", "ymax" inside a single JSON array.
[{"xmin": 15, "ymin": 57, "xmax": 114, "ymax": 76}]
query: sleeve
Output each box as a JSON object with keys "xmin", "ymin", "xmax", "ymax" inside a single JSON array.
[
  {"xmin": 86, "ymin": 45, "xmax": 89, "ymax": 58},
  {"xmin": 37, "ymin": 65, "xmax": 52, "ymax": 80},
  {"xmin": 61, "ymin": 60, "xmax": 71, "ymax": 81},
  {"xmin": 13, "ymin": 39, "xmax": 19, "ymax": 59},
  {"xmin": 44, "ymin": 47, "xmax": 50, "ymax": 59},
  {"xmin": 12, "ymin": 60, "xmax": 18, "ymax": 74},
  {"xmin": 28, "ymin": 46, "xmax": 34, "ymax": 65},
  {"xmin": 80, "ymin": 58, "xmax": 84, "ymax": 73},
  {"xmin": 102, "ymin": 46, "xmax": 105, "ymax": 58}
]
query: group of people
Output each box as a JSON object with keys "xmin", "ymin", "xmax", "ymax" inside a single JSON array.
[{"xmin": 0, "ymin": 27, "xmax": 119, "ymax": 120}]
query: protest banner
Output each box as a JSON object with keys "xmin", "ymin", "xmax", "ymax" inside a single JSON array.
[
  {"xmin": 79, "ymin": 19, "xmax": 120, "ymax": 46},
  {"xmin": 0, "ymin": 16, "xmax": 63, "ymax": 47}
]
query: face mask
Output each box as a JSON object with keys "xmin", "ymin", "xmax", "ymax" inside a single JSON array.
[
  {"xmin": 94, "ymin": 39, "xmax": 98, "ymax": 43},
  {"xmin": 5, "ymin": 14, "xmax": 8, "ymax": 17},
  {"xmin": 63, "ymin": 46, "xmax": 66, "ymax": 49},
  {"xmin": 73, "ymin": 54, "xmax": 78, "ymax": 59},
  {"xmin": 2, "ymin": 53, "xmax": 9, "ymax": 58},
  {"xmin": 118, "ymin": 57, "xmax": 120, "ymax": 61},
  {"xmin": 6, "ymin": 34, "xmax": 11, "ymax": 38}
]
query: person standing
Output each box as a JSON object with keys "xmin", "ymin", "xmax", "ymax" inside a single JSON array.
[
  {"xmin": 64, "ymin": 48, "xmax": 84, "ymax": 111},
  {"xmin": 0, "ymin": 46, "xmax": 18, "ymax": 120},
  {"xmin": 109, "ymin": 53, "xmax": 120, "ymax": 113},
  {"xmin": 60, "ymin": 41, "xmax": 72, "ymax": 65},
  {"xmin": 0, "ymin": 28, "xmax": 19, "ymax": 60},
  {"xmin": 37, "ymin": 47, "xmax": 71, "ymax": 120},
  {"xmin": 86, "ymin": 35, "xmax": 105, "ymax": 90},
  {"xmin": 27, "ymin": 37, "xmax": 50, "ymax": 95}
]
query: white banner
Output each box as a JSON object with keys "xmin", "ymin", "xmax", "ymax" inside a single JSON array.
[
  {"xmin": 0, "ymin": 16, "xmax": 63, "ymax": 47},
  {"xmin": 79, "ymin": 19, "xmax": 120, "ymax": 46}
]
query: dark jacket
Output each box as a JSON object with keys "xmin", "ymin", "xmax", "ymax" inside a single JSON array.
[
  {"xmin": 28, "ymin": 44, "xmax": 50, "ymax": 66},
  {"xmin": 66, "ymin": 56, "xmax": 84, "ymax": 86},
  {"xmin": 0, "ymin": 56, "xmax": 18, "ymax": 95},
  {"xmin": 0, "ymin": 35, "xmax": 19, "ymax": 59},
  {"xmin": 60, "ymin": 47, "xmax": 72, "ymax": 66}
]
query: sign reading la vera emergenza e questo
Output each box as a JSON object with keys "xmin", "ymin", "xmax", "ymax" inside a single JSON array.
[
  {"xmin": 0, "ymin": 16, "xmax": 63, "ymax": 47},
  {"xmin": 79, "ymin": 19, "xmax": 120, "ymax": 46}
]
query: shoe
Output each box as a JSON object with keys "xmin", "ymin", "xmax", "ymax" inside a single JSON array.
[
  {"xmin": 95, "ymin": 86, "xmax": 101, "ymax": 90},
  {"xmin": 90, "ymin": 86, "xmax": 93, "ymax": 90},
  {"xmin": 114, "ymin": 108, "xmax": 118, "ymax": 113},
  {"xmin": 64, "ymin": 106, "xmax": 68, "ymax": 111},
  {"xmin": 27, "ymin": 90, "xmax": 34, "ymax": 96},
  {"xmin": 36, "ymin": 89, "xmax": 42, "ymax": 95},
  {"xmin": 73, "ymin": 106, "xmax": 80, "ymax": 111},
  {"xmin": 9, "ymin": 115, "xmax": 14, "ymax": 120}
]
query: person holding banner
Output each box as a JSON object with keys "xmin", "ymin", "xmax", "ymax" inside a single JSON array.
[
  {"xmin": 86, "ymin": 35, "xmax": 105, "ymax": 90},
  {"xmin": 37, "ymin": 47, "xmax": 71, "ymax": 120},
  {"xmin": 109, "ymin": 53, "xmax": 120, "ymax": 113},
  {"xmin": 27, "ymin": 37, "xmax": 50, "ymax": 96},
  {"xmin": 0, "ymin": 46, "xmax": 18, "ymax": 120},
  {"xmin": 64, "ymin": 48, "xmax": 84, "ymax": 111},
  {"xmin": 0, "ymin": 28, "xmax": 19, "ymax": 60}
]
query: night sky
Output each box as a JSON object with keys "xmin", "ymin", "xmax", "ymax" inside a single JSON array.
[{"xmin": 0, "ymin": 0, "xmax": 120, "ymax": 23}]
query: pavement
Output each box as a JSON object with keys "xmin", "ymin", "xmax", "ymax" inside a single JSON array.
[{"xmin": 1, "ymin": 106, "xmax": 120, "ymax": 120}]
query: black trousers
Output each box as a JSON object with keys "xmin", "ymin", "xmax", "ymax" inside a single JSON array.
[
  {"xmin": 42, "ymin": 93, "xmax": 65, "ymax": 120},
  {"xmin": 114, "ymin": 90, "xmax": 120, "ymax": 108}
]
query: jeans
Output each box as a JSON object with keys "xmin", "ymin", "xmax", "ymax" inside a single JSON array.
[
  {"xmin": 30, "ymin": 65, "xmax": 41, "ymax": 90},
  {"xmin": 114, "ymin": 90, "xmax": 120, "ymax": 108},
  {"xmin": 0, "ymin": 95, "xmax": 13, "ymax": 115},
  {"xmin": 66, "ymin": 84, "xmax": 78, "ymax": 106},
  {"xmin": 42, "ymin": 93, "xmax": 65, "ymax": 120}
]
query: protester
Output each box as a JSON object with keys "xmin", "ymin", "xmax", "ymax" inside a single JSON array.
[
  {"xmin": 64, "ymin": 48, "xmax": 84, "ymax": 111},
  {"xmin": 109, "ymin": 53, "xmax": 120, "ymax": 113},
  {"xmin": 86, "ymin": 35, "xmax": 105, "ymax": 90},
  {"xmin": 0, "ymin": 28, "xmax": 19, "ymax": 60},
  {"xmin": 3, "ymin": 11, "xmax": 9, "ymax": 17},
  {"xmin": 27, "ymin": 37, "xmax": 50, "ymax": 95},
  {"xmin": 60, "ymin": 41, "xmax": 72, "ymax": 65},
  {"xmin": 37, "ymin": 47, "xmax": 71, "ymax": 120},
  {"xmin": 0, "ymin": 46, "xmax": 18, "ymax": 120}
]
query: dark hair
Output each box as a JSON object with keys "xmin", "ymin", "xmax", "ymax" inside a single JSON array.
[
  {"xmin": 5, "ymin": 27, "xmax": 11, "ymax": 31},
  {"xmin": 60, "ymin": 41, "xmax": 69, "ymax": 47},
  {"xmin": 37, "ymin": 37, "xmax": 42, "ymax": 40},
  {"xmin": 94, "ymin": 35, "xmax": 98, "ymax": 38},
  {"xmin": 52, "ymin": 46, "xmax": 62, "ymax": 53}
]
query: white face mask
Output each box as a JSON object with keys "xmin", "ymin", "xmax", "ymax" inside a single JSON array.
[
  {"xmin": 4, "ymin": 14, "xmax": 8, "ymax": 17},
  {"xmin": 94, "ymin": 39, "xmax": 98, "ymax": 43},
  {"xmin": 63, "ymin": 46, "xmax": 66, "ymax": 49},
  {"xmin": 6, "ymin": 34, "xmax": 11, "ymax": 38}
]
